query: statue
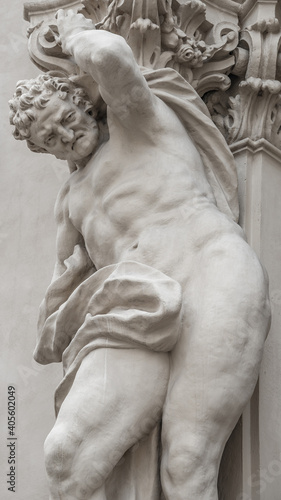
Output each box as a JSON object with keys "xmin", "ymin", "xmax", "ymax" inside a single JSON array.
[{"xmin": 9, "ymin": 9, "xmax": 271, "ymax": 500}]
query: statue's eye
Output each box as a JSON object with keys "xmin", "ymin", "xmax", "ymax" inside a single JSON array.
[
  {"xmin": 45, "ymin": 134, "xmax": 56, "ymax": 146},
  {"xmin": 62, "ymin": 112, "xmax": 75, "ymax": 124}
]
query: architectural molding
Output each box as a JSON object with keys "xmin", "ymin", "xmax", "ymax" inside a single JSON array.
[
  {"xmin": 239, "ymin": 0, "xmax": 278, "ymax": 27},
  {"xmin": 205, "ymin": 0, "xmax": 281, "ymax": 150},
  {"xmin": 230, "ymin": 136, "xmax": 281, "ymax": 162},
  {"xmin": 24, "ymin": 0, "xmax": 84, "ymax": 21},
  {"xmin": 24, "ymin": 0, "xmax": 240, "ymax": 95},
  {"xmin": 22, "ymin": 0, "xmax": 281, "ymax": 148},
  {"xmin": 227, "ymin": 78, "xmax": 281, "ymax": 147},
  {"xmin": 204, "ymin": 0, "xmax": 241, "ymax": 14},
  {"xmin": 205, "ymin": 79, "xmax": 281, "ymax": 149}
]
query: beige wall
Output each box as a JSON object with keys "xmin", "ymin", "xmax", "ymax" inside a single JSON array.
[{"xmin": 0, "ymin": 2, "xmax": 68, "ymax": 497}]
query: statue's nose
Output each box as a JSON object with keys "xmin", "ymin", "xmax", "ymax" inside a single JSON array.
[{"xmin": 59, "ymin": 127, "xmax": 74, "ymax": 144}]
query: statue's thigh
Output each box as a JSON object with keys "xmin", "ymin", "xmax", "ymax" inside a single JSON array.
[
  {"xmin": 53, "ymin": 348, "xmax": 169, "ymax": 468},
  {"xmin": 163, "ymin": 241, "xmax": 270, "ymax": 450}
]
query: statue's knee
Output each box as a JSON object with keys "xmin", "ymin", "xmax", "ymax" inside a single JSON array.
[
  {"xmin": 162, "ymin": 446, "xmax": 196, "ymax": 486},
  {"xmin": 44, "ymin": 426, "xmax": 74, "ymax": 483},
  {"xmin": 162, "ymin": 438, "xmax": 217, "ymax": 489},
  {"xmin": 44, "ymin": 426, "xmax": 107, "ymax": 497}
]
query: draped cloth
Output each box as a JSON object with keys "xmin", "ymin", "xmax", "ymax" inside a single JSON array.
[
  {"xmin": 70, "ymin": 67, "xmax": 239, "ymax": 221},
  {"xmin": 34, "ymin": 257, "xmax": 182, "ymax": 414},
  {"xmin": 143, "ymin": 67, "xmax": 239, "ymax": 223}
]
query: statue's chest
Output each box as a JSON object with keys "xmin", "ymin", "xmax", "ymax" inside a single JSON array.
[
  {"xmin": 68, "ymin": 155, "xmax": 147, "ymax": 232},
  {"xmin": 67, "ymin": 143, "xmax": 208, "ymax": 238}
]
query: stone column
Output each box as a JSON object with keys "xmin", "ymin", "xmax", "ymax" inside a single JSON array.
[
  {"xmin": 232, "ymin": 139, "xmax": 281, "ymax": 499},
  {"xmin": 224, "ymin": 2, "xmax": 281, "ymax": 497}
]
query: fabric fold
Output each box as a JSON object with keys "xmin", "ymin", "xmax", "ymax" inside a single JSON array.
[
  {"xmin": 143, "ymin": 67, "xmax": 239, "ymax": 222},
  {"xmin": 34, "ymin": 259, "xmax": 182, "ymax": 413}
]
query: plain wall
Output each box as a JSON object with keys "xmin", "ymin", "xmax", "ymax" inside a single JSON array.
[{"xmin": 0, "ymin": 2, "xmax": 68, "ymax": 498}]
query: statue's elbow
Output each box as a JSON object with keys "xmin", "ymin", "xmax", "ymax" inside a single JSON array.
[{"xmin": 92, "ymin": 34, "xmax": 132, "ymax": 72}]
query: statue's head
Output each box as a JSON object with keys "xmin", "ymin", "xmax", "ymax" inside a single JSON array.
[{"xmin": 9, "ymin": 73, "xmax": 101, "ymax": 166}]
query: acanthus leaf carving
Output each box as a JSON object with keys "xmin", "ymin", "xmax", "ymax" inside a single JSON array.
[
  {"xmin": 227, "ymin": 78, "xmax": 281, "ymax": 147},
  {"xmin": 23, "ymin": 0, "xmax": 281, "ymax": 149},
  {"xmin": 248, "ymin": 16, "xmax": 280, "ymax": 34},
  {"xmin": 204, "ymin": 77, "xmax": 281, "ymax": 149},
  {"xmin": 204, "ymin": 5, "xmax": 281, "ymax": 150},
  {"xmin": 24, "ymin": 0, "xmax": 240, "ymax": 94}
]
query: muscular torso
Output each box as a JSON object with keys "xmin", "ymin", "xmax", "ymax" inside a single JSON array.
[{"xmin": 58, "ymin": 99, "xmax": 243, "ymax": 284}]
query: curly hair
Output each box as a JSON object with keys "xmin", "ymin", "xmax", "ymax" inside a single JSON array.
[{"xmin": 9, "ymin": 73, "xmax": 95, "ymax": 154}]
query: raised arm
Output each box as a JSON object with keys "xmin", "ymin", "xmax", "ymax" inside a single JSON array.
[{"xmin": 56, "ymin": 10, "xmax": 157, "ymax": 125}]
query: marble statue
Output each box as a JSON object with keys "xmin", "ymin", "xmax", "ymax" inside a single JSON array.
[{"xmin": 9, "ymin": 9, "xmax": 271, "ymax": 500}]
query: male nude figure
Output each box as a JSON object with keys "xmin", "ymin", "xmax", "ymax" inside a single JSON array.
[{"xmin": 9, "ymin": 10, "xmax": 271, "ymax": 500}]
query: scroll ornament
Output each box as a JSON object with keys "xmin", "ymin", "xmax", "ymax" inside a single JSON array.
[
  {"xmin": 205, "ymin": 16, "xmax": 281, "ymax": 148},
  {"xmin": 26, "ymin": 0, "xmax": 239, "ymax": 96}
]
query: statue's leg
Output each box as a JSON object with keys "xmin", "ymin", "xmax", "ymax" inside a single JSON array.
[
  {"xmin": 49, "ymin": 486, "xmax": 107, "ymax": 500},
  {"xmin": 161, "ymin": 237, "xmax": 271, "ymax": 500},
  {"xmin": 44, "ymin": 347, "xmax": 169, "ymax": 500}
]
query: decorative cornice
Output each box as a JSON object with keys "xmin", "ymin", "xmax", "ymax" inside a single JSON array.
[
  {"xmin": 239, "ymin": 0, "xmax": 278, "ymax": 24},
  {"xmin": 204, "ymin": 0, "xmax": 241, "ymax": 15},
  {"xmin": 24, "ymin": 0, "xmax": 83, "ymax": 21},
  {"xmin": 230, "ymin": 137, "xmax": 281, "ymax": 163}
]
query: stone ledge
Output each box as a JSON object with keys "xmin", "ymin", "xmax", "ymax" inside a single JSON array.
[{"xmin": 230, "ymin": 137, "xmax": 281, "ymax": 163}]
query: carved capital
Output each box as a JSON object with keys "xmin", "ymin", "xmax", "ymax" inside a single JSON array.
[
  {"xmin": 24, "ymin": 0, "xmax": 281, "ymax": 148},
  {"xmin": 24, "ymin": 0, "xmax": 241, "ymax": 95},
  {"xmin": 27, "ymin": 19, "xmax": 80, "ymax": 73},
  {"xmin": 205, "ymin": 2, "xmax": 281, "ymax": 149},
  {"xmin": 233, "ymin": 16, "xmax": 281, "ymax": 81},
  {"xmin": 25, "ymin": 0, "xmax": 84, "ymax": 73},
  {"xmin": 205, "ymin": 78, "xmax": 281, "ymax": 148},
  {"xmin": 227, "ymin": 78, "xmax": 281, "ymax": 147}
]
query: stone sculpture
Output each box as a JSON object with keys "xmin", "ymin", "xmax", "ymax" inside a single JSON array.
[{"xmin": 9, "ymin": 7, "xmax": 271, "ymax": 500}]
